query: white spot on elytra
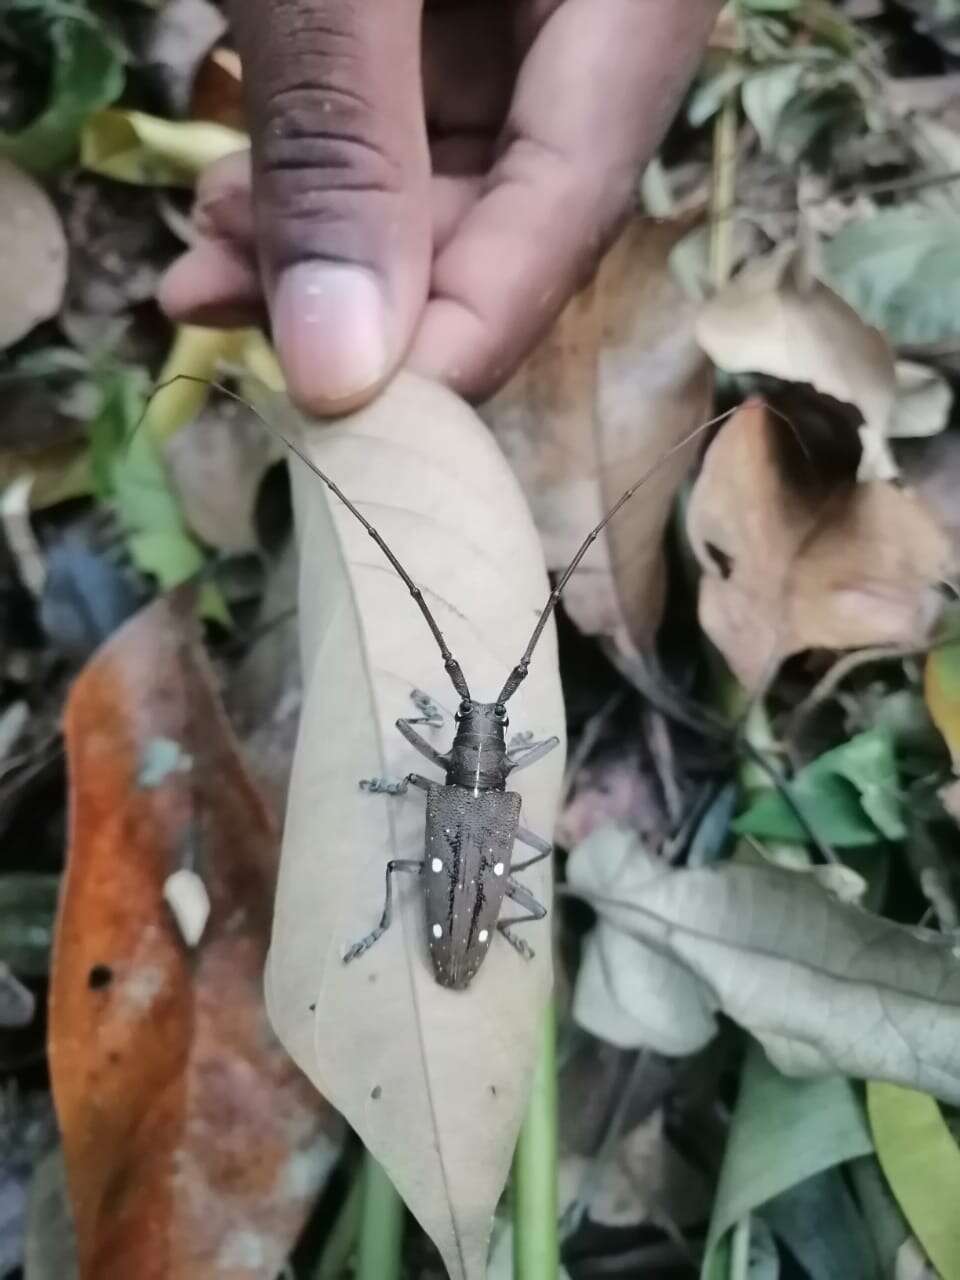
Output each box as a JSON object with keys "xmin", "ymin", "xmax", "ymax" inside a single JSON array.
[
  {"xmin": 478, "ymin": 929, "xmax": 489, "ymax": 943},
  {"xmin": 432, "ymin": 924, "xmax": 443, "ymax": 939},
  {"xmin": 431, "ymin": 857, "xmax": 443, "ymax": 873},
  {"xmin": 494, "ymin": 862, "xmax": 504, "ymax": 877}
]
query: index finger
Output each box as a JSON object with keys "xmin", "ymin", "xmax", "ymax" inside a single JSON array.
[{"xmin": 408, "ymin": 0, "xmax": 721, "ymax": 400}]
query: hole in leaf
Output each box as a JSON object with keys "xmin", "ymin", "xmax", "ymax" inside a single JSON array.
[
  {"xmin": 88, "ymin": 964, "xmax": 113, "ymax": 990},
  {"xmin": 705, "ymin": 541, "xmax": 734, "ymax": 580}
]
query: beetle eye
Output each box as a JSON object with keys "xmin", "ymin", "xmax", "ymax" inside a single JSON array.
[
  {"xmin": 456, "ymin": 700, "xmax": 471, "ymax": 720},
  {"xmin": 494, "ymin": 702, "xmax": 507, "ymax": 721}
]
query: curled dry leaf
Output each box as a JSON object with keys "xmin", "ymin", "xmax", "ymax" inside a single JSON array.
[
  {"xmin": 262, "ymin": 373, "xmax": 565, "ymax": 1280},
  {"xmin": 687, "ymin": 400, "xmax": 951, "ymax": 691},
  {"xmin": 0, "ymin": 158, "xmax": 67, "ymax": 350},
  {"xmin": 163, "ymin": 397, "xmax": 283, "ymax": 553},
  {"xmin": 696, "ymin": 240, "xmax": 899, "ymax": 481},
  {"xmin": 569, "ymin": 826, "xmax": 960, "ymax": 1103},
  {"xmin": 483, "ymin": 215, "xmax": 712, "ymax": 654},
  {"xmin": 50, "ymin": 589, "xmax": 342, "ymax": 1280}
]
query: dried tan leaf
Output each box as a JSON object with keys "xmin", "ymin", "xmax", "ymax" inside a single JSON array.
[
  {"xmin": 696, "ymin": 241, "xmax": 899, "ymax": 480},
  {"xmin": 686, "ymin": 401, "xmax": 951, "ymax": 691},
  {"xmin": 0, "ymin": 158, "xmax": 67, "ymax": 349},
  {"xmin": 483, "ymin": 216, "xmax": 712, "ymax": 654},
  {"xmin": 163, "ymin": 398, "xmax": 282, "ymax": 553},
  {"xmin": 892, "ymin": 361, "xmax": 953, "ymax": 440},
  {"xmin": 262, "ymin": 374, "xmax": 566, "ymax": 1280}
]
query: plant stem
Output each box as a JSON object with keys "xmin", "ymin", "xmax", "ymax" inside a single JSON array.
[
  {"xmin": 355, "ymin": 1151, "xmax": 405, "ymax": 1280},
  {"xmin": 708, "ymin": 89, "xmax": 739, "ymax": 293},
  {"xmin": 729, "ymin": 1214, "xmax": 752, "ymax": 1280},
  {"xmin": 513, "ymin": 1002, "xmax": 558, "ymax": 1280},
  {"xmin": 313, "ymin": 1169, "xmax": 363, "ymax": 1280}
]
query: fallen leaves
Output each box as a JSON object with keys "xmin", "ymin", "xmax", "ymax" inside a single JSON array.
[
  {"xmin": 50, "ymin": 588, "xmax": 341, "ymax": 1280},
  {"xmin": 484, "ymin": 215, "xmax": 713, "ymax": 654},
  {"xmin": 568, "ymin": 825, "xmax": 960, "ymax": 1103},
  {"xmin": 686, "ymin": 400, "xmax": 951, "ymax": 691},
  {"xmin": 0, "ymin": 158, "xmax": 67, "ymax": 350},
  {"xmin": 696, "ymin": 240, "xmax": 899, "ymax": 479},
  {"xmin": 823, "ymin": 207, "xmax": 960, "ymax": 347}
]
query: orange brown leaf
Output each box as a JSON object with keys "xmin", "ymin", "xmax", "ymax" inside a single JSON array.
[{"xmin": 50, "ymin": 589, "xmax": 341, "ymax": 1280}]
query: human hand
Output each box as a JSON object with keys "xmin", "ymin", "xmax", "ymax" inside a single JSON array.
[{"xmin": 159, "ymin": 0, "xmax": 720, "ymax": 414}]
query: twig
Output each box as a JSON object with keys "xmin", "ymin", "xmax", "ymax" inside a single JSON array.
[
  {"xmin": 786, "ymin": 644, "xmax": 923, "ymax": 741},
  {"xmin": 709, "ymin": 90, "xmax": 739, "ymax": 293},
  {"xmin": 560, "ymin": 691, "xmax": 623, "ymax": 808}
]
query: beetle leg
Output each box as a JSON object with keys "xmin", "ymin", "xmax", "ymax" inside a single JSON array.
[
  {"xmin": 343, "ymin": 859, "xmax": 423, "ymax": 963},
  {"xmin": 396, "ymin": 717, "xmax": 450, "ymax": 770},
  {"xmin": 498, "ymin": 879, "xmax": 547, "ymax": 960},
  {"xmin": 506, "ymin": 735, "xmax": 561, "ymax": 775},
  {"xmin": 359, "ymin": 772, "xmax": 432, "ymax": 795},
  {"xmin": 512, "ymin": 825, "xmax": 553, "ymax": 872}
]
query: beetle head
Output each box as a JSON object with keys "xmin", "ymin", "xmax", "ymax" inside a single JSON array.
[{"xmin": 454, "ymin": 699, "xmax": 509, "ymax": 734}]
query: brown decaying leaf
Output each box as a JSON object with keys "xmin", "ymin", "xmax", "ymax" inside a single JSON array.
[
  {"xmin": 0, "ymin": 158, "xmax": 67, "ymax": 350},
  {"xmin": 687, "ymin": 400, "xmax": 952, "ymax": 691},
  {"xmin": 190, "ymin": 48, "xmax": 245, "ymax": 131},
  {"xmin": 695, "ymin": 240, "xmax": 899, "ymax": 481},
  {"xmin": 50, "ymin": 589, "xmax": 342, "ymax": 1280},
  {"xmin": 483, "ymin": 215, "xmax": 713, "ymax": 654}
]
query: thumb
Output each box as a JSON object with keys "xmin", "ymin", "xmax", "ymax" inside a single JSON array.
[{"xmin": 231, "ymin": 0, "xmax": 430, "ymax": 413}]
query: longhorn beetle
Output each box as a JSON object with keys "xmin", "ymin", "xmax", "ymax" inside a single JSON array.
[{"xmin": 139, "ymin": 379, "xmax": 735, "ymax": 989}]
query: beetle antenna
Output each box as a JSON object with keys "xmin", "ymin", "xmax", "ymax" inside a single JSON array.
[
  {"xmin": 496, "ymin": 401, "xmax": 801, "ymax": 704},
  {"xmin": 130, "ymin": 375, "xmax": 472, "ymax": 701}
]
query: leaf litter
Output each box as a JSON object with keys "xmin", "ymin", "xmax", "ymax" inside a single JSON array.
[{"xmin": 8, "ymin": 1, "xmax": 960, "ymax": 1277}]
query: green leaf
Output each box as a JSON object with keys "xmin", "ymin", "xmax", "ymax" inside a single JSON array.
[
  {"xmin": 741, "ymin": 63, "xmax": 807, "ymax": 152},
  {"xmin": 0, "ymin": 873, "xmax": 60, "ymax": 975},
  {"xmin": 761, "ymin": 1168, "xmax": 878, "ymax": 1280},
  {"xmin": 733, "ymin": 729, "xmax": 904, "ymax": 848},
  {"xmin": 823, "ymin": 209, "xmax": 960, "ymax": 345},
  {"xmin": 702, "ymin": 1042, "xmax": 872, "ymax": 1278},
  {"xmin": 0, "ymin": 14, "xmax": 124, "ymax": 175},
  {"xmin": 868, "ymin": 1083, "xmax": 960, "ymax": 1280},
  {"xmin": 925, "ymin": 638, "xmax": 960, "ymax": 769},
  {"xmin": 850, "ymin": 1156, "xmax": 910, "ymax": 1277},
  {"xmin": 95, "ymin": 368, "xmax": 228, "ymax": 624},
  {"xmin": 80, "ymin": 110, "xmax": 247, "ymax": 187},
  {"xmin": 688, "ymin": 62, "xmax": 749, "ymax": 128},
  {"xmin": 567, "ymin": 828, "xmax": 960, "ymax": 1101},
  {"xmin": 86, "ymin": 366, "xmax": 150, "ymax": 500}
]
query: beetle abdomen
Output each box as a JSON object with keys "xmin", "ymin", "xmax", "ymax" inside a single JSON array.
[{"xmin": 423, "ymin": 785, "xmax": 521, "ymax": 989}]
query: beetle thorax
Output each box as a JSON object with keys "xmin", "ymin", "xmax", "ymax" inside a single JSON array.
[{"xmin": 446, "ymin": 699, "xmax": 509, "ymax": 792}]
